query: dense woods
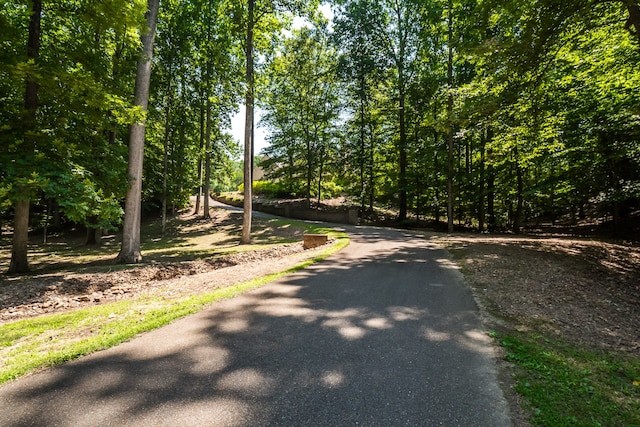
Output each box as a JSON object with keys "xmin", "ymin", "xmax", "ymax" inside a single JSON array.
[{"xmin": 2, "ymin": 0, "xmax": 640, "ymax": 272}]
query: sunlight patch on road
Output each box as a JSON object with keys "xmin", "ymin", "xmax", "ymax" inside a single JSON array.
[
  {"xmin": 456, "ymin": 329, "xmax": 494, "ymax": 354},
  {"xmin": 388, "ymin": 306, "xmax": 425, "ymax": 322},
  {"xmin": 363, "ymin": 317, "xmax": 393, "ymax": 330},
  {"xmin": 217, "ymin": 368, "xmax": 276, "ymax": 395},
  {"xmin": 218, "ymin": 318, "xmax": 250, "ymax": 333},
  {"xmin": 422, "ymin": 327, "xmax": 451, "ymax": 342},
  {"xmin": 320, "ymin": 370, "xmax": 345, "ymax": 388},
  {"xmin": 322, "ymin": 318, "xmax": 367, "ymax": 340},
  {"xmin": 188, "ymin": 345, "xmax": 230, "ymax": 375}
]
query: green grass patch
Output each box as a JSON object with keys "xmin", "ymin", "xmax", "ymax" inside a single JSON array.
[
  {"xmin": 0, "ymin": 233, "xmax": 348, "ymax": 385},
  {"xmin": 495, "ymin": 332, "xmax": 640, "ymax": 426}
]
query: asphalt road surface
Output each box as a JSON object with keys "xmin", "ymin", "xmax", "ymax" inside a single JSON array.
[{"xmin": 0, "ymin": 226, "xmax": 512, "ymax": 426}]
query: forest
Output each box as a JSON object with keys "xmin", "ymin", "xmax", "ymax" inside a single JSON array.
[{"xmin": 2, "ymin": 0, "xmax": 640, "ymax": 273}]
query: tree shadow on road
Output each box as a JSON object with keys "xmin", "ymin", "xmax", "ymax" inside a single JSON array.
[{"xmin": 0, "ymin": 229, "xmax": 509, "ymax": 426}]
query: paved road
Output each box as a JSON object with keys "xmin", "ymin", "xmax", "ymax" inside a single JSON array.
[{"xmin": 0, "ymin": 227, "xmax": 511, "ymax": 426}]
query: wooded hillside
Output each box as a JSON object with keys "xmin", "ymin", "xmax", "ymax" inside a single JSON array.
[{"xmin": 2, "ymin": 0, "xmax": 640, "ymax": 272}]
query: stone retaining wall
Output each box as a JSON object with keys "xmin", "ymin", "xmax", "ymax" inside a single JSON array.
[{"xmin": 215, "ymin": 196, "xmax": 359, "ymax": 225}]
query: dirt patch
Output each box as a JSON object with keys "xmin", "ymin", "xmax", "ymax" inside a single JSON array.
[
  {"xmin": 0, "ymin": 243, "xmax": 321, "ymax": 322},
  {"xmin": 436, "ymin": 235, "xmax": 640, "ymax": 354}
]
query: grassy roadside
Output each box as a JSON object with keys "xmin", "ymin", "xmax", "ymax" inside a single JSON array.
[
  {"xmin": 441, "ymin": 237, "xmax": 640, "ymax": 427},
  {"xmin": 0, "ymin": 220, "xmax": 349, "ymax": 385},
  {"xmin": 495, "ymin": 332, "xmax": 639, "ymax": 426}
]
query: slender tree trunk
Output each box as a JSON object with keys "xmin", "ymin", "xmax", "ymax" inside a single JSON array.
[
  {"xmin": 117, "ymin": 0, "xmax": 160, "ymax": 264},
  {"xmin": 174, "ymin": 92, "xmax": 186, "ymax": 215},
  {"xmin": 398, "ymin": 83, "xmax": 407, "ymax": 221},
  {"xmin": 43, "ymin": 198, "xmax": 50, "ymax": 244},
  {"xmin": 396, "ymin": 3, "xmax": 408, "ymax": 222},
  {"xmin": 204, "ymin": 99, "xmax": 212, "ymax": 219},
  {"xmin": 434, "ymin": 149, "xmax": 440, "ymax": 223},
  {"xmin": 194, "ymin": 89, "xmax": 205, "ymax": 215},
  {"xmin": 368, "ymin": 120, "xmax": 375, "ymax": 212},
  {"xmin": 432, "ymin": 108, "xmax": 441, "ymax": 223},
  {"xmin": 8, "ymin": 0, "xmax": 41, "ymax": 274},
  {"xmin": 359, "ymin": 83, "xmax": 366, "ymax": 215},
  {"xmin": 317, "ymin": 147, "xmax": 325, "ymax": 206},
  {"xmin": 241, "ymin": 0, "xmax": 255, "ymax": 244},
  {"xmin": 457, "ymin": 142, "xmax": 463, "ymax": 225},
  {"xmin": 478, "ymin": 129, "xmax": 486, "ymax": 232},
  {"xmin": 306, "ymin": 135, "xmax": 313, "ymax": 208},
  {"xmin": 513, "ymin": 145, "xmax": 524, "ymax": 234},
  {"xmin": 487, "ymin": 150, "xmax": 496, "ymax": 231},
  {"xmin": 446, "ymin": 0, "xmax": 455, "ymax": 233},
  {"xmin": 161, "ymin": 95, "xmax": 171, "ymax": 234},
  {"xmin": 416, "ymin": 176, "xmax": 422, "ymax": 222}
]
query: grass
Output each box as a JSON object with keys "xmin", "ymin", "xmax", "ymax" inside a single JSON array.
[
  {"xmin": 495, "ymin": 332, "xmax": 640, "ymax": 426},
  {"xmin": 0, "ymin": 215, "xmax": 349, "ymax": 385}
]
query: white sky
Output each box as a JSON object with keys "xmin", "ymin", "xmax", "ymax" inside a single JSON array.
[
  {"xmin": 227, "ymin": 4, "xmax": 333, "ymax": 156},
  {"xmin": 229, "ymin": 105, "xmax": 269, "ymax": 155}
]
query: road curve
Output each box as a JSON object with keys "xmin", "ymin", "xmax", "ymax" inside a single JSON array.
[{"xmin": 0, "ymin": 226, "xmax": 511, "ymax": 426}]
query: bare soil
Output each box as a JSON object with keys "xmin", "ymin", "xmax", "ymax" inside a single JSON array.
[{"xmin": 436, "ymin": 235, "xmax": 640, "ymax": 354}]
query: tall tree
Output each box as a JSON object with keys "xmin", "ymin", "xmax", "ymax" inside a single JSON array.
[
  {"xmin": 241, "ymin": 0, "xmax": 255, "ymax": 243},
  {"xmin": 239, "ymin": 0, "xmax": 318, "ymax": 244},
  {"xmin": 446, "ymin": 0, "xmax": 455, "ymax": 233},
  {"xmin": 7, "ymin": 0, "xmax": 41, "ymax": 274},
  {"xmin": 117, "ymin": 0, "xmax": 160, "ymax": 263}
]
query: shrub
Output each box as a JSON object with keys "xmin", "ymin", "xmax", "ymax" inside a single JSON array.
[{"xmin": 237, "ymin": 181, "xmax": 291, "ymax": 198}]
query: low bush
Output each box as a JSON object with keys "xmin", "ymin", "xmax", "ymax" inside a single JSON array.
[{"xmin": 237, "ymin": 181, "xmax": 291, "ymax": 198}]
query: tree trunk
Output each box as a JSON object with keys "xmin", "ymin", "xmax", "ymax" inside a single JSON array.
[
  {"xmin": 8, "ymin": 0, "xmax": 41, "ymax": 274},
  {"xmin": 317, "ymin": 147, "xmax": 325, "ymax": 206},
  {"xmin": 161, "ymin": 94, "xmax": 171, "ymax": 234},
  {"xmin": 446, "ymin": 0, "xmax": 455, "ymax": 233},
  {"xmin": 194, "ymin": 91, "xmax": 205, "ymax": 215},
  {"xmin": 478, "ymin": 128, "xmax": 487, "ymax": 232},
  {"xmin": 487, "ymin": 154, "xmax": 496, "ymax": 231},
  {"xmin": 43, "ymin": 198, "xmax": 51, "ymax": 244},
  {"xmin": 626, "ymin": 1, "xmax": 640, "ymax": 45},
  {"xmin": 204, "ymin": 98, "xmax": 212, "ymax": 219},
  {"xmin": 396, "ymin": 3, "xmax": 407, "ymax": 222},
  {"xmin": 398, "ymin": 84, "xmax": 407, "ymax": 221},
  {"xmin": 359, "ymin": 83, "xmax": 366, "ymax": 215},
  {"xmin": 241, "ymin": 0, "xmax": 255, "ymax": 244},
  {"xmin": 9, "ymin": 200, "xmax": 31, "ymax": 273},
  {"xmin": 513, "ymin": 146, "xmax": 524, "ymax": 234},
  {"xmin": 434, "ymin": 149, "xmax": 440, "ymax": 223},
  {"xmin": 85, "ymin": 223, "xmax": 102, "ymax": 246},
  {"xmin": 457, "ymin": 142, "xmax": 463, "ymax": 225},
  {"xmin": 368, "ymin": 121, "xmax": 375, "ymax": 213},
  {"xmin": 306, "ymin": 137, "xmax": 313, "ymax": 208},
  {"xmin": 117, "ymin": 0, "xmax": 160, "ymax": 264}
]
